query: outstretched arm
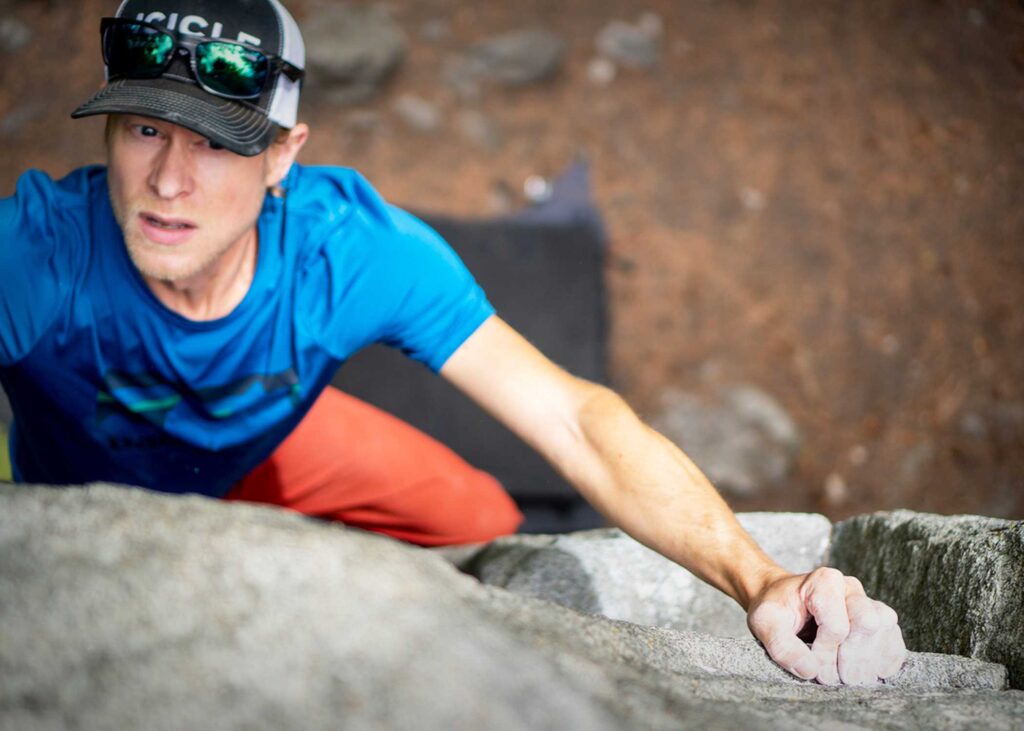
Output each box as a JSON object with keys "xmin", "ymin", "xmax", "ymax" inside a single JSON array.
[{"xmin": 441, "ymin": 315, "xmax": 905, "ymax": 685}]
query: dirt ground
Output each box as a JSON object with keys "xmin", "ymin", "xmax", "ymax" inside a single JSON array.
[{"xmin": 1, "ymin": 0, "xmax": 1022, "ymax": 519}]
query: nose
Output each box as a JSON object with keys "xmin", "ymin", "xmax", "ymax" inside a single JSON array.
[{"xmin": 147, "ymin": 135, "xmax": 195, "ymax": 200}]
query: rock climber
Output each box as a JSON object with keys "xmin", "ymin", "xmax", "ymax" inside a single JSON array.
[{"xmin": 0, "ymin": 0, "xmax": 905, "ymax": 686}]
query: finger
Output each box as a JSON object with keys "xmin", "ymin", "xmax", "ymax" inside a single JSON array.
[
  {"xmin": 872, "ymin": 597, "xmax": 905, "ymax": 675},
  {"xmin": 846, "ymin": 592, "xmax": 882, "ymax": 636},
  {"xmin": 751, "ymin": 603, "xmax": 819, "ymax": 680},
  {"xmin": 840, "ymin": 637, "xmax": 905, "ymax": 685},
  {"xmin": 844, "ymin": 575, "xmax": 865, "ymax": 596},
  {"xmin": 806, "ymin": 569, "xmax": 850, "ymax": 685},
  {"xmin": 838, "ymin": 593, "xmax": 880, "ymax": 685},
  {"xmin": 872, "ymin": 600, "xmax": 899, "ymax": 631},
  {"xmin": 877, "ymin": 622, "xmax": 908, "ymax": 679},
  {"xmin": 766, "ymin": 631, "xmax": 820, "ymax": 680},
  {"xmin": 838, "ymin": 598, "xmax": 901, "ymax": 685}
]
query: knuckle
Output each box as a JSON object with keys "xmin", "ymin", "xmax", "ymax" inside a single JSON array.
[
  {"xmin": 808, "ymin": 592, "xmax": 845, "ymax": 622},
  {"xmin": 824, "ymin": 622, "xmax": 851, "ymax": 642},
  {"xmin": 844, "ymin": 575, "xmax": 864, "ymax": 593},
  {"xmin": 849, "ymin": 597, "xmax": 880, "ymax": 630},
  {"xmin": 813, "ymin": 566, "xmax": 844, "ymax": 583},
  {"xmin": 834, "ymin": 618, "xmax": 852, "ymax": 636},
  {"xmin": 811, "ymin": 567, "xmax": 847, "ymax": 593},
  {"xmin": 873, "ymin": 601, "xmax": 899, "ymax": 627}
]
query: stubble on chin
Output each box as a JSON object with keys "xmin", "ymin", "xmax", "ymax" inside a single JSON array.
[{"xmin": 115, "ymin": 202, "xmax": 219, "ymax": 284}]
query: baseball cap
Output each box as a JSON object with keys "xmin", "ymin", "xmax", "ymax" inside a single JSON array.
[{"xmin": 71, "ymin": 0, "xmax": 305, "ymax": 156}]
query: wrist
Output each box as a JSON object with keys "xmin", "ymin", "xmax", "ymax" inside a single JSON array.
[{"xmin": 729, "ymin": 556, "xmax": 791, "ymax": 611}]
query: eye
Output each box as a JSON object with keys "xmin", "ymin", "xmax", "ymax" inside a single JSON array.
[
  {"xmin": 207, "ymin": 139, "xmax": 226, "ymax": 151},
  {"xmin": 129, "ymin": 124, "xmax": 162, "ymax": 141}
]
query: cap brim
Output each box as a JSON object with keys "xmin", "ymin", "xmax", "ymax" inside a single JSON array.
[{"xmin": 71, "ymin": 77, "xmax": 276, "ymax": 157}]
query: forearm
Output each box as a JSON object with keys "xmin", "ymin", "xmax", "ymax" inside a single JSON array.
[
  {"xmin": 442, "ymin": 318, "xmax": 906, "ymax": 685},
  {"xmin": 561, "ymin": 383, "xmax": 789, "ymax": 609}
]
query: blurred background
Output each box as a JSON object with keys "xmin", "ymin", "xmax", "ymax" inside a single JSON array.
[{"xmin": 0, "ymin": 0, "xmax": 1021, "ymax": 520}]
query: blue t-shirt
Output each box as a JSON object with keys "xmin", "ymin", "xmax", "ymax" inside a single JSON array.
[{"xmin": 0, "ymin": 163, "xmax": 494, "ymax": 497}]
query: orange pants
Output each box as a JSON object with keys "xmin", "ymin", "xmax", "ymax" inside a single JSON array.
[{"xmin": 224, "ymin": 386, "xmax": 523, "ymax": 546}]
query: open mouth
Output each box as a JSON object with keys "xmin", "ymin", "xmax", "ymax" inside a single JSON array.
[
  {"xmin": 138, "ymin": 212, "xmax": 199, "ymax": 245},
  {"xmin": 142, "ymin": 213, "xmax": 195, "ymax": 230}
]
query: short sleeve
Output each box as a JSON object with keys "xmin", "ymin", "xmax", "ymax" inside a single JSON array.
[
  {"xmin": 294, "ymin": 171, "xmax": 495, "ymax": 372},
  {"xmin": 374, "ymin": 207, "xmax": 495, "ymax": 371},
  {"xmin": 0, "ymin": 170, "xmax": 76, "ymax": 366}
]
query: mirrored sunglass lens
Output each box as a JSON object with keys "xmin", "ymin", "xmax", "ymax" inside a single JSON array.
[
  {"xmin": 196, "ymin": 42, "xmax": 268, "ymax": 98},
  {"xmin": 105, "ymin": 23, "xmax": 173, "ymax": 76}
]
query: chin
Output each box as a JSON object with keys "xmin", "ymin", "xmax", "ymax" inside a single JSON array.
[{"xmin": 124, "ymin": 233, "xmax": 213, "ymax": 284}]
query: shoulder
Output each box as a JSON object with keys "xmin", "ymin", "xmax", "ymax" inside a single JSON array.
[
  {"xmin": 284, "ymin": 163, "xmax": 439, "ymax": 240},
  {"xmin": 281, "ymin": 165, "xmax": 492, "ymax": 368},
  {"xmin": 0, "ymin": 166, "xmax": 101, "ymax": 365},
  {"xmin": 1, "ymin": 165, "xmax": 103, "ymax": 235},
  {"xmin": 283, "ymin": 163, "xmax": 389, "ymax": 228},
  {"xmin": 4, "ymin": 165, "xmax": 103, "ymax": 206},
  {"xmin": 0, "ymin": 165, "xmax": 99, "ymax": 273}
]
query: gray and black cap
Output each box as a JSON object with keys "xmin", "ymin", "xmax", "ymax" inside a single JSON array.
[{"xmin": 72, "ymin": 0, "xmax": 305, "ymax": 156}]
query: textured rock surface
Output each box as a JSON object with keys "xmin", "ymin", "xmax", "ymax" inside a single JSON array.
[
  {"xmin": 650, "ymin": 385, "xmax": 802, "ymax": 497},
  {"xmin": 829, "ymin": 510, "xmax": 1024, "ymax": 690},
  {"xmin": 450, "ymin": 513, "xmax": 831, "ymax": 637},
  {"xmin": 3, "ymin": 484, "xmax": 1022, "ymax": 730}
]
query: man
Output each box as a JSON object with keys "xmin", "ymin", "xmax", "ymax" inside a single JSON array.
[{"xmin": 0, "ymin": 0, "xmax": 905, "ymax": 686}]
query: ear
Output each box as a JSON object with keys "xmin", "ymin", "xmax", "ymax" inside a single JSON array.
[{"xmin": 264, "ymin": 123, "xmax": 310, "ymax": 189}]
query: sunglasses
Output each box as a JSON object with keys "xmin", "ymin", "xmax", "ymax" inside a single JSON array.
[{"xmin": 100, "ymin": 17, "xmax": 304, "ymax": 101}]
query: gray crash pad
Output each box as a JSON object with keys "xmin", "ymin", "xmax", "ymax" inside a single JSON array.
[{"xmin": 2, "ymin": 483, "xmax": 1023, "ymax": 730}]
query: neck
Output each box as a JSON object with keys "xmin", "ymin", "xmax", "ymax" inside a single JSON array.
[{"xmin": 145, "ymin": 227, "xmax": 259, "ymax": 321}]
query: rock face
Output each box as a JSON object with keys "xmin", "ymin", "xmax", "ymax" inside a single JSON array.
[
  {"xmin": 444, "ymin": 29, "xmax": 566, "ymax": 98},
  {"xmin": 650, "ymin": 385, "xmax": 802, "ymax": 497},
  {"xmin": 595, "ymin": 14, "xmax": 664, "ymax": 69},
  {"xmin": 2, "ymin": 484, "xmax": 1023, "ymax": 730},
  {"xmin": 450, "ymin": 513, "xmax": 831, "ymax": 637},
  {"xmin": 302, "ymin": 5, "xmax": 407, "ymax": 104},
  {"xmin": 829, "ymin": 510, "xmax": 1024, "ymax": 690}
]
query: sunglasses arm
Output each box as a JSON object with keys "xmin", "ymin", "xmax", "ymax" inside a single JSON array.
[{"xmin": 278, "ymin": 62, "xmax": 305, "ymax": 84}]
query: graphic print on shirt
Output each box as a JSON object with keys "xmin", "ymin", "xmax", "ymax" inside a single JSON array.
[{"xmin": 95, "ymin": 367, "xmax": 302, "ymax": 429}]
